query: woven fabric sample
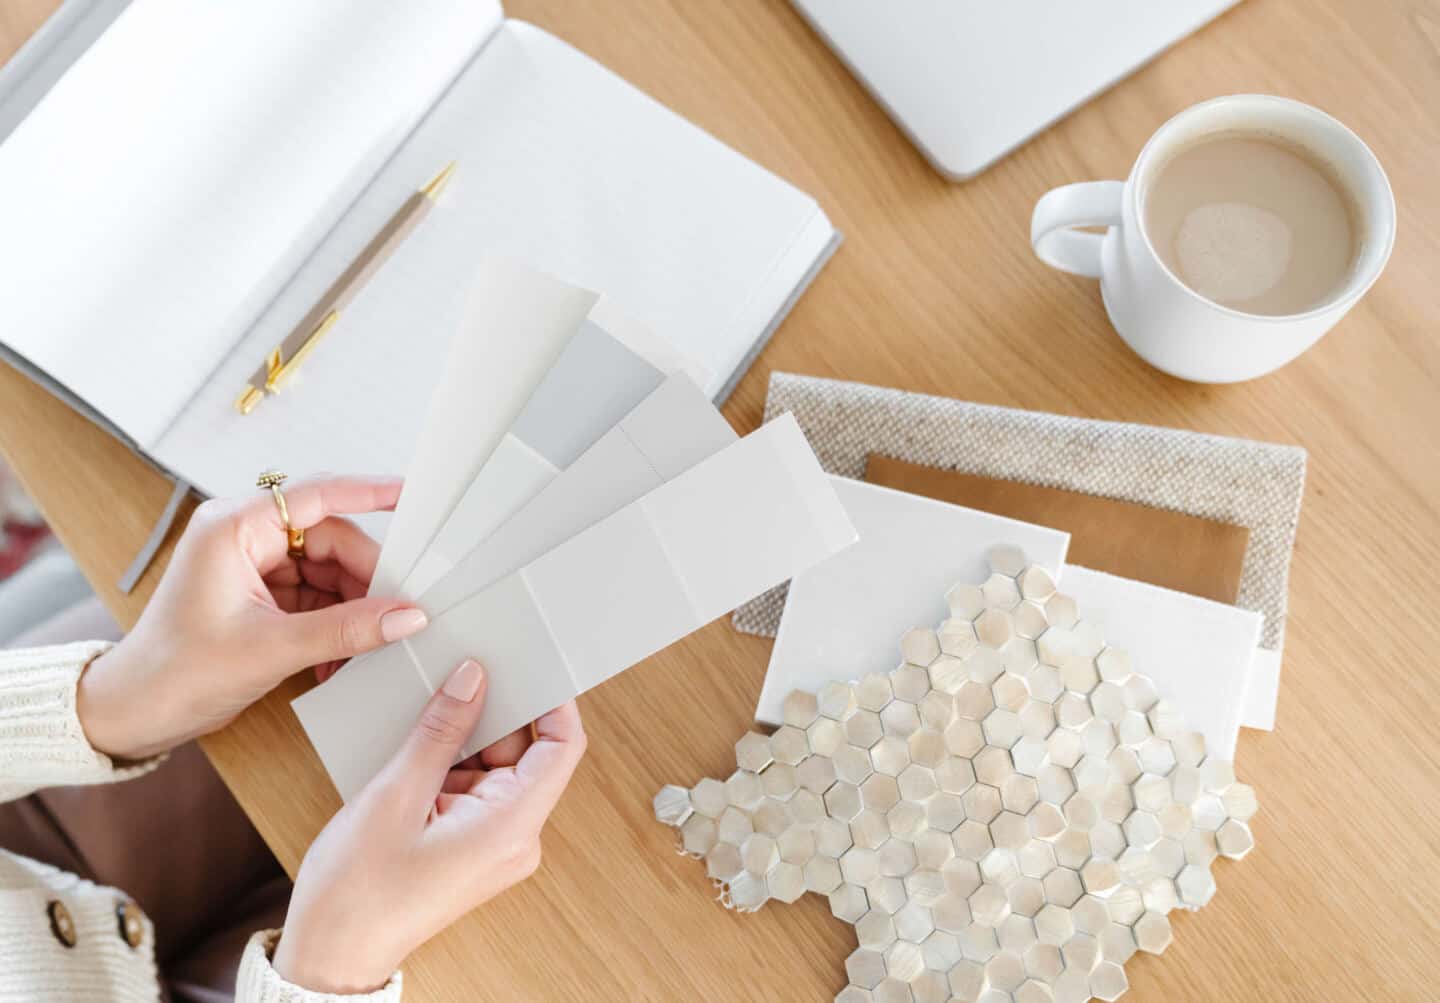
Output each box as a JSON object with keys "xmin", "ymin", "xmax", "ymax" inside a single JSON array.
[
  {"xmin": 733, "ymin": 374, "xmax": 1305, "ymax": 655},
  {"xmin": 664, "ymin": 549, "xmax": 1257, "ymax": 1003}
]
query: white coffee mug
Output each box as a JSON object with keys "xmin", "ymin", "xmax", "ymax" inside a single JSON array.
[{"xmin": 1031, "ymin": 95, "xmax": 1395, "ymax": 383}]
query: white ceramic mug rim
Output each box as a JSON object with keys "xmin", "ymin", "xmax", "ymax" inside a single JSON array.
[{"xmin": 1129, "ymin": 94, "xmax": 1396, "ymax": 326}]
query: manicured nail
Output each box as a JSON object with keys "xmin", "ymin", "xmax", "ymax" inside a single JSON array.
[
  {"xmin": 443, "ymin": 660, "xmax": 485, "ymax": 702},
  {"xmin": 380, "ymin": 608, "xmax": 428, "ymax": 642}
]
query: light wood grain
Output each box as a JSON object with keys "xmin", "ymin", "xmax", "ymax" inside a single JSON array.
[{"xmin": 2, "ymin": 1, "xmax": 1439, "ymax": 999}]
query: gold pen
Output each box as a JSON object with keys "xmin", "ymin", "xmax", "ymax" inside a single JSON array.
[{"xmin": 235, "ymin": 161, "xmax": 458, "ymax": 414}]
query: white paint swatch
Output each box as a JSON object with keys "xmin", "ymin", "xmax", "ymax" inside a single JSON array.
[
  {"xmin": 369, "ymin": 258, "xmax": 596, "ymax": 596},
  {"xmin": 418, "ymin": 374, "xmax": 735, "ymax": 617},
  {"xmin": 760, "ymin": 478, "xmax": 1070, "ymax": 726},
  {"xmin": 296, "ymin": 414, "xmax": 856, "ymax": 800},
  {"xmin": 298, "ymin": 373, "xmax": 733, "ymax": 799},
  {"xmin": 398, "ymin": 302, "xmax": 703, "ymax": 599}
]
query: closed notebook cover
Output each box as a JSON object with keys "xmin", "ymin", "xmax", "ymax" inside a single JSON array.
[{"xmin": 864, "ymin": 454, "xmax": 1248, "ymax": 605}]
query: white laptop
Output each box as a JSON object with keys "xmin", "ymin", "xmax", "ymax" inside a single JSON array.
[{"xmin": 791, "ymin": 0, "xmax": 1241, "ymax": 180}]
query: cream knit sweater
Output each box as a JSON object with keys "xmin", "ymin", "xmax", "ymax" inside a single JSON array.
[{"xmin": 0, "ymin": 641, "xmax": 403, "ymax": 1002}]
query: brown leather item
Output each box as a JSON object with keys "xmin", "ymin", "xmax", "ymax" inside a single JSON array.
[{"xmin": 863, "ymin": 453, "xmax": 1250, "ymax": 605}]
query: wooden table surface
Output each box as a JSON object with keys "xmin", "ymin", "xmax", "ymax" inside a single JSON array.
[{"xmin": 3, "ymin": 1, "xmax": 1438, "ymax": 999}]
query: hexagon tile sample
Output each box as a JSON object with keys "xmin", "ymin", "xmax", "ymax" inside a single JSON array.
[{"xmin": 656, "ymin": 548, "xmax": 1258, "ymax": 1003}]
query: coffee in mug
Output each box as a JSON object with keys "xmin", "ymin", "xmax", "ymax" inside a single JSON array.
[
  {"xmin": 1030, "ymin": 95, "xmax": 1395, "ymax": 383},
  {"xmin": 1143, "ymin": 131, "xmax": 1360, "ymax": 317}
]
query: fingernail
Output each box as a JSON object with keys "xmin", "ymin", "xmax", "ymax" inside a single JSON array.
[
  {"xmin": 443, "ymin": 660, "xmax": 484, "ymax": 702},
  {"xmin": 380, "ymin": 608, "xmax": 428, "ymax": 642}
]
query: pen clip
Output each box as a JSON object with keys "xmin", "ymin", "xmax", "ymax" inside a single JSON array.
[
  {"xmin": 233, "ymin": 311, "xmax": 339, "ymax": 414},
  {"xmin": 265, "ymin": 310, "xmax": 339, "ymax": 394}
]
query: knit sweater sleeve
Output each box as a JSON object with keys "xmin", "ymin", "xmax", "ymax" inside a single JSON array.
[
  {"xmin": 0, "ymin": 641, "xmax": 162, "ymax": 803},
  {"xmin": 237, "ymin": 931, "xmax": 404, "ymax": 1002}
]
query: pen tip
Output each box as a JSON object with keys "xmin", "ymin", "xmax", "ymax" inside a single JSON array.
[{"xmin": 421, "ymin": 161, "xmax": 458, "ymax": 200}]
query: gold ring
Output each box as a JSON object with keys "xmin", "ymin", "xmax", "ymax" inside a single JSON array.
[{"xmin": 257, "ymin": 470, "xmax": 306, "ymax": 560}]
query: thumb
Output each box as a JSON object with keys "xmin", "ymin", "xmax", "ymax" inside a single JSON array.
[
  {"xmin": 380, "ymin": 660, "xmax": 488, "ymax": 812},
  {"xmin": 279, "ymin": 598, "xmax": 429, "ymax": 668}
]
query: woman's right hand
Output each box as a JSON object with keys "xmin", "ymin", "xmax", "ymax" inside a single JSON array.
[{"xmin": 273, "ymin": 660, "xmax": 586, "ymax": 993}]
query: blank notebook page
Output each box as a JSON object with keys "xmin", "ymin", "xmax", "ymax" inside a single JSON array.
[
  {"xmin": 153, "ymin": 19, "xmax": 832, "ymax": 498},
  {"xmin": 0, "ymin": 0, "xmax": 499, "ymax": 446}
]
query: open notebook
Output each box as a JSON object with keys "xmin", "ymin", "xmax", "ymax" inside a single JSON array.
[{"xmin": 0, "ymin": 0, "xmax": 837, "ymax": 503}]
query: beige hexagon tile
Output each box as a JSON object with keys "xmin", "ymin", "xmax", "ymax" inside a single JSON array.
[
  {"xmin": 818, "ymin": 680, "xmax": 859, "ymax": 721},
  {"xmin": 656, "ymin": 551, "xmax": 1258, "ymax": 1002}
]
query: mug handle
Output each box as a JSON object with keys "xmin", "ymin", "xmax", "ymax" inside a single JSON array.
[{"xmin": 1030, "ymin": 181, "xmax": 1125, "ymax": 278}]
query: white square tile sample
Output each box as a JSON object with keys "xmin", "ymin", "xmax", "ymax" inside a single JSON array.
[
  {"xmin": 418, "ymin": 374, "xmax": 735, "ymax": 616},
  {"xmin": 399, "ymin": 300, "xmax": 702, "ymax": 598},
  {"xmin": 758, "ymin": 477, "xmax": 1070, "ymax": 727},
  {"xmin": 1058, "ymin": 564, "xmax": 1263, "ymax": 758},
  {"xmin": 1243, "ymin": 647, "xmax": 1281, "ymax": 731},
  {"xmin": 295, "ymin": 414, "xmax": 857, "ymax": 800}
]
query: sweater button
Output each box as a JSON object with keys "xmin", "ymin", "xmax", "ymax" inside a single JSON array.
[
  {"xmin": 46, "ymin": 900, "xmax": 77, "ymax": 948},
  {"xmin": 116, "ymin": 900, "xmax": 144, "ymax": 949}
]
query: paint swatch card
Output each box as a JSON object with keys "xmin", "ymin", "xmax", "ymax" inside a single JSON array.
[
  {"xmin": 399, "ymin": 299, "xmax": 706, "ymax": 598},
  {"xmin": 418, "ymin": 374, "xmax": 735, "ymax": 616},
  {"xmin": 369, "ymin": 258, "xmax": 598, "ymax": 596},
  {"xmin": 296, "ymin": 414, "xmax": 856, "ymax": 799}
]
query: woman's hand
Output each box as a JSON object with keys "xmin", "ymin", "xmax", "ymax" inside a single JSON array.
[
  {"xmin": 77, "ymin": 476, "xmax": 429, "ymax": 760},
  {"xmin": 273, "ymin": 660, "xmax": 586, "ymax": 993}
]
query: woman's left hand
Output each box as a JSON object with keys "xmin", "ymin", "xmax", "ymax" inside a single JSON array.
[{"xmin": 77, "ymin": 475, "xmax": 429, "ymax": 760}]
